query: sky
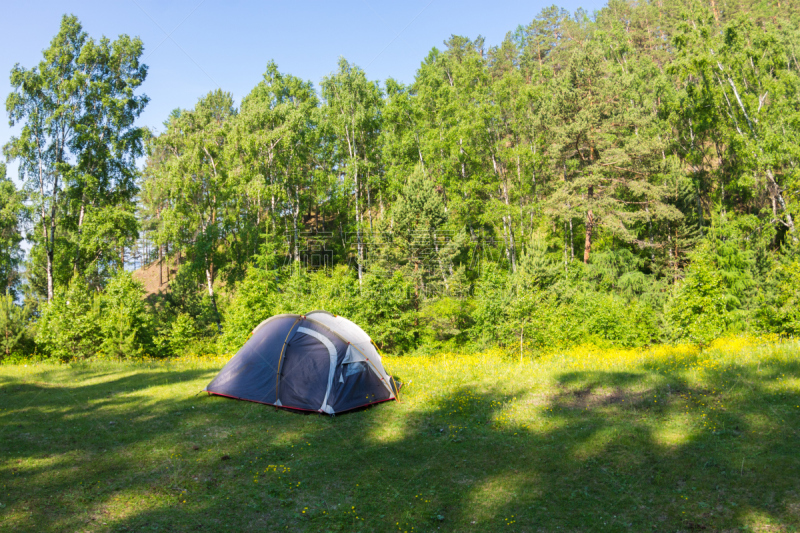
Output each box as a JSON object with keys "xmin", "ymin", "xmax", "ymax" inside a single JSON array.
[{"xmin": 0, "ymin": 0, "xmax": 606, "ymax": 182}]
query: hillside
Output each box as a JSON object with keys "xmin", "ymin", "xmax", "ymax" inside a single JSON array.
[{"xmin": 132, "ymin": 257, "xmax": 179, "ymax": 297}]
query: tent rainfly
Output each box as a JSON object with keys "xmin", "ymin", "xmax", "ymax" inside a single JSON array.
[{"xmin": 204, "ymin": 310, "xmax": 398, "ymax": 414}]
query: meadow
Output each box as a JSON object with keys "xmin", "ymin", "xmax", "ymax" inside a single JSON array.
[{"xmin": 1, "ymin": 336, "xmax": 799, "ymax": 532}]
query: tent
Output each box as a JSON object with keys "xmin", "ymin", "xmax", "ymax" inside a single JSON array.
[{"xmin": 204, "ymin": 310, "xmax": 398, "ymax": 414}]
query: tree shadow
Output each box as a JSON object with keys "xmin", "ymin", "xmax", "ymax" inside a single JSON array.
[{"xmin": 1, "ymin": 355, "xmax": 798, "ymax": 532}]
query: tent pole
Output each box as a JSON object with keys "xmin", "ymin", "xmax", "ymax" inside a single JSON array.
[{"xmin": 275, "ymin": 317, "xmax": 302, "ymax": 403}]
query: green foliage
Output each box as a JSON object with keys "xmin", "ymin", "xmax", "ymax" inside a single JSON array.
[
  {"xmin": 4, "ymin": 15, "xmax": 147, "ymax": 300},
  {"xmin": 516, "ymin": 288, "xmax": 658, "ymax": 350},
  {"xmin": 0, "ymin": 162, "xmax": 25, "ymax": 296},
  {"xmin": 471, "ymin": 261, "xmax": 658, "ymax": 350},
  {"xmin": 665, "ymin": 223, "xmax": 757, "ymax": 344},
  {"xmin": 0, "ymin": 293, "xmax": 33, "ymax": 359},
  {"xmin": 353, "ymin": 267, "xmax": 418, "ymax": 353},
  {"xmin": 390, "ymin": 167, "xmax": 450, "ymax": 291},
  {"xmin": 754, "ymin": 242, "xmax": 800, "ymax": 335},
  {"xmin": 35, "ymin": 277, "xmax": 102, "ymax": 361},
  {"xmin": 773, "ymin": 258, "xmax": 800, "ymax": 335},
  {"xmin": 98, "ymin": 272, "xmax": 153, "ymax": 358},
  {"xmin": 664, "ymin": 247, "xmax": 742, "ymax": 345},
  {"xmin": 219, "ymin": 267, "xmax": 277, "ymax": 351},
  {"xmin": 471, "ymin": 264, "xmax": 513, "ymax": 346},
  {"xmin": 9, "ymin": 4, "xmax": 800, "ymax": 358},
  {"xmin": 35, "ymin": 272, "xmax": 155, "ymax": 360},
  {"xmin": 286, "ymin": 266, "xmax": 359, "ymax": 317},
  {"xmin": 164, "ymin": 313, "xmax": 199, "ymax": 356},
  {"xmin": 418, "ymin": 296, "xmax": 474, "ymax": 351},
  {"xmin": 160, "ymin": 264, "xmax": 221, "ymax": 337}
]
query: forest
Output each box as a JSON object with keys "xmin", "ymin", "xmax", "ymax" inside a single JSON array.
[{"xmin": 2, "ymin": 0, "xmax": 800, "ymax": 361}]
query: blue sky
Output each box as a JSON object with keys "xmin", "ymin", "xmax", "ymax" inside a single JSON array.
[{"xmin": 1, "ymin": 0, "xmax": 606, "ymax": 180}]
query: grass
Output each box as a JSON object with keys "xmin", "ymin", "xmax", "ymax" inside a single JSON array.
[{"xmin": 1, "ymin": 336, "xmax": 799, "ymax": 532}]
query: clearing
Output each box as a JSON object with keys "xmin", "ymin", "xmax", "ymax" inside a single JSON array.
[{"xmin": 1, "ymin": 337, "xmax": 799, "ymax": 532}]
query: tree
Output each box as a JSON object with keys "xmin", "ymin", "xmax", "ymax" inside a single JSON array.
[
  {"xmin": 665, "ymin": 247, "xmax": 740, "ymax": 344},
  {"xmin": 146, "ymin": 90, "xmax": 237, "ymax": 333},
  {"xmin": 4, "ymin": 15, "xmax": 148, "ymax": 299},
  {"xmin": 320, "ymin": 59, "xmax": 383, "ymax": 282},
  {"xmin": 391, "ymin": 167, "xmax": 448, "ymax": 293},
  {"xmin": 670, "ymin": 16, "xmax": 800, "ymax": 243},
  {"xmin": 98, "ymin": 271, "xmax": 153, "ymax": 358},
  {"xmin": 232, "ymin": 62, "xmax": 319, "ymax": 264},
  {"xmin": 411, "ymin": 37, "xmax": 489, "ymax": 248},
  {"xmin": 0, "ymin": 293, "xmax": 32, "ymax": 359},
  {"xmin": 0, "ymin": 162, "xmax": 25, "ymax": 296},
  {"xmin": 546, "ymin": 42, "xmax": 681, "ymax": 265},
  {"xmin": 35, "ymin": 276, "xmax": 101, "ymax": 361}
]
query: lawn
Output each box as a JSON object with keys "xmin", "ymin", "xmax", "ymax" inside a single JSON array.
[{"xmin": 1, "ymin": 337, "xmax": 799, "ymax": 532}]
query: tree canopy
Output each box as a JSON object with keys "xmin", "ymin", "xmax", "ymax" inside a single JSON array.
[{"xmin": 5, "ymin": 2, "xmax": 800, "ymax": 359}]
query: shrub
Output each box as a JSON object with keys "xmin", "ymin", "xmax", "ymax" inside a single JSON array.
[
  {"xmin": 470, "ymin": 264, "xmax": 513, "ymax": 346},
  {"xmin": 664, "ymin": 261, "xmax": 738, "ymax": 345},
  {"xmin": 0, "ymin": 293, "xmax": 34, "ymax": 360},
  {"xmin": 219, "ymin": 266, "xmax": 277, "ymax": 351},
  {"xmin": 509, "ymin": 286, "xmax": 657, "ymax": 350},
  {"xmin": 98, "ymin": 271, "xmax": 154, "ymax": 358},
  {"xmin": 419, "ymin": 296, "xmax": 474, "ymax": 350},
  {"xmin": 754, "ymin": 249, "xmax": 800, "ymax": 335},
  {"xmin": 353, "ymin": 267, "xmax": 418, "ymax": 353},
  {"xmin": 168, "ymin": 313, "xmax": 199, "ymax": 355},
  {"xmin": 36, "ymin": 277, "xmax": 102, "ymax": 361}
]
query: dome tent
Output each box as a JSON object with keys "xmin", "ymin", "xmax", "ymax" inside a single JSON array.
[{"xmin": 204, "ymin": 310, "xmax": 398, "ymax": 414}]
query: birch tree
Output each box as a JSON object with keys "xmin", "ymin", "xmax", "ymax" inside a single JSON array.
[
  {"xmin": 147, "ymin": 90, "xmax": 236, "ymax": 333},
  {"xmin": 3, "ymin": 15, "xmax": 148, "ymax": 299},
  {"xmin": 320, "ymin": 58, "xmax": 382, "ymax": 282},
  {"xmin": 234, "ymin": 62, "xmax": 318, "ymax": 263}
]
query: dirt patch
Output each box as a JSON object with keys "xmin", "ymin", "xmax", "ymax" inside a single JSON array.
[
  {"xmin": 132, "ymin": 256, "xmax": 180, "ymax": 297},
  {"xmin": 554, "ymin": 385, "xmax": 650, "ymax": 410},
  {"xmin": 553, "ymin": 382, "xmax": 708, "ymax": 412}
]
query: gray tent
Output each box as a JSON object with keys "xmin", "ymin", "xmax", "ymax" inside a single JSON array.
[{"xmin": 204, "ymin": 310, "xmax": 398, "ymax": 414}]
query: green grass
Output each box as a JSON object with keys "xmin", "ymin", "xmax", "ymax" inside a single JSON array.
[{"xmin": 1, "ymin": 338, "xmax": 799, "ymax": 532}]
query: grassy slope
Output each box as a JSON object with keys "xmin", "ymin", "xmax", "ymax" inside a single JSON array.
[{"xmin": 1, "ymin": 338, "xmax": 799, "ymax": 532}]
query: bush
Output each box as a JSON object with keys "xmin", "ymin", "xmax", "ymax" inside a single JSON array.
[
  {"xmin": 664, "ymin": 261, "xmax": 739, "ymax": 345},
  {"xmin": 275, "ymin": 265, "xmax": 358, "ymax": 317},
  {"xmin": 754, "ymin": 248, "xmax": 800, "ymax": 335},
  {"xmin": 168, "ymin": 313, "xmax": 200, "ymax": 355},
  {"xmin": 510, "ymin": 287, "xmax": 657, "ymax": 350},
  {"xmin": 167, "ymin": 264, "xmax": 221, "ymax": 336},
  {"xmin": 470, "ymin": 264, "xmax": 513, "ymax": 346},
  {"xmin": 419, "ymin": 296, "xmax": 474, "ymax": 350},
  {"xmin": 0, "ymin": 293, "xmax": 34, "ymax": 360},
  {"xmin": 353, "ymin": 267, "xmax": 418, "ymax": 353},
  {"xmin": 222, "ymin": 263, "xmax": 414, "ymax": 354},
  {"xmin": 470, "ymin": 261, "xmax": 658, "ymax": 351},
  {"xmin": 98, "ymin": 271, "xmax": 154, "ymax": 358},
  {"xmin": 218, "ymin": 266, "xmax": 278, "ymax": 352},
  {"xmin": 36, "ymin": 277, "xmax": 102, "ymax": 361}
]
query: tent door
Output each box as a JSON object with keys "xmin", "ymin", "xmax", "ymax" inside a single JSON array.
[{"xmin": 277, "ymin": 327, "xmax": 336, "ymax": 412}]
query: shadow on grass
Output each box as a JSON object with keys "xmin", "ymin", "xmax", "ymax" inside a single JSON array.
[{"xmin": 1, "ymin": 356, "xmax": 798, "ymax": 532}]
